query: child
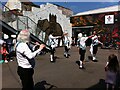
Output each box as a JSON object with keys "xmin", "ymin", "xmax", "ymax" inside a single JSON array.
[
  {"xmin": 105, "ymin": 54, "xmax": 119, "ymax": 90},
  {"xmin": 1, "ymin": 42, "xmax": 9, "ymax": 63}
]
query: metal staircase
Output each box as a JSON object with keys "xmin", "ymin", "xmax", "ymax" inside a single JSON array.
[{"xmin": 0, "ymin": 1, "xmax": 51, "ymax": 51}]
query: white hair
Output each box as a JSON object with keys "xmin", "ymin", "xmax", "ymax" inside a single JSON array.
[
  {"xmin": 78, "ymin": 33, "xmax": 82, "ymax": 38},
  {"xmin": 17, "ymin": 30, "xmax": 30, "ymax": 43}
]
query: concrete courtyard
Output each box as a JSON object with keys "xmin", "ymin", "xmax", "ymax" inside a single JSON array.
[{"xmin": 2, "ymin": 46, "xmax": 120, "ymax": 89}]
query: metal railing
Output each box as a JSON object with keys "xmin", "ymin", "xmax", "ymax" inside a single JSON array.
[{"xmin": 0, "ymin": 1, "xmax": 45, "ymax": 42}]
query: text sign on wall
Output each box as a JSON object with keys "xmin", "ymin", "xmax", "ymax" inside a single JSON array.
[{"xmin": 105, "ymin": 15, "xmax": 114, "ymax": 24}]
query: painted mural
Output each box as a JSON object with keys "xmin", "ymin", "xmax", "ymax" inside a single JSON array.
[{"xmin": 70, "ymin": 11, "xmax": 120, "ymax": 48}]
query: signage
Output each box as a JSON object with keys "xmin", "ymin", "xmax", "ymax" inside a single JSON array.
[{"xmin": 105, "ymin": 15, "xmax": 114, "ymax": 24}]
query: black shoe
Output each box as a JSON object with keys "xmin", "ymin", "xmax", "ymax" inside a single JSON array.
[
  {"xmin": 79, "ymin": 66, "xmax": 85, "ymax": 69},
  {"xmin": 50, "ymin": 61, "xmax": 55, "ymax": 63},
  {"xmin": 64, "ymin": 54, "xmax": 69, "ymax": 58},
  {"xmin": 50, "ymin": 60, "xmax": 55, "ymax": 63},
  {"xmin": 92, "ymin": 60, "xmax": 98, "ymax": 62},
  {"xmin": 66, "ymin": 55, "xmax": 69, "ymax": 58}
]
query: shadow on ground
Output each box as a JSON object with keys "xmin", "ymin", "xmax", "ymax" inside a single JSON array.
[
  {"xmin": 76, "ymin": 60, "xmax": 80, "ymax": 66},
  {"xmin": 34, "ymin": 80, "xmax": 57, "ymax": 90},
  {"xmin": 86, "ymin": 79, "xmax": 120, "ymax": 90},
  {"xmin": 86, "ymin": 79, "xmax": 106, "ymax": 90}
]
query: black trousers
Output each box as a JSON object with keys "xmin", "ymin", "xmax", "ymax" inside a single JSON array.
[
  {"xmin": 2, "ymin": 54, "xmax": 8, "ymax": 60},
  {"xmin": 93, "ymin": 45, "xmax": 98, "ymax": 55},
  {"xmin": 64, "ymin": 46, "xmax": 69, "ymax": 53},
  {"xmin": 17, "ymin": 66, "xmax": 34, "ymax": 90},
  {"xmin": 79, "ymin": 48, "xmax": 86, "ymax": 61}
]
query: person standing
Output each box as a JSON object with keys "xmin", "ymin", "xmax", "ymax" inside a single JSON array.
[
  {"xmin": 16, "ymin": 29, "xmax": 45, "ymax": 90},
  {"xmin": 48, "ymin": 32, "xmax": 61, "ymax": 62},
  {"xmin": 63, "ymin": 32, "xmax": 71, "ymax": 58},
  {"xmin": 0, "ymin": 39, "xmax": 4, "ymax": 45},
  {"xmin": 105, "ymin": 54, "xmax": 119, "ymax": 90},
  {"xmin": 90, "ymin": 31, "xmax": 103, "ymax": 62},
  {"xmin": 1, "ymin": 42, "xmax": 9, "ymax": 63},
  {"xmin": 77, "ymin": 33, "xmax": 93, "ymax": 69},
  {"xmin": 0, "ymin": 39, "xmax": 5, "ymax": 64}
]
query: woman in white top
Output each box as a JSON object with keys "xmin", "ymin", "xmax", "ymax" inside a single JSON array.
[{"xmin": 16, "ymin": 29, "xmax": 45, "ymax": 90}]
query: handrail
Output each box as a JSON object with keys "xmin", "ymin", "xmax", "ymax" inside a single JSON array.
[
  {"xmin": 0, "ymin": 1, "xmax": 51, "ymax": 50},
  {"xmin": 0, "ymin": 1, "xmax": 46, "ymax": 42}
]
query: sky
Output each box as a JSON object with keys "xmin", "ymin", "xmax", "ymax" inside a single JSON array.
[
  {"xmin": 1, "ymin": 0, "xmax": 119, "ymax": 14},
  {"xmin": 33, "ymin": 2, "xmax": 119, "ymax": 14}
]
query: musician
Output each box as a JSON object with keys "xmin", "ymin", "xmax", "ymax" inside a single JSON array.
[
  {"xmin": 48, "ymin": 32, "xmax": 61, "ymax": 62},
  {"xmin": 63, "ymin": 32, "xmax": 71, "ymax": 58},
  {"xmin": 90, "ymin": 31, "xmax": 103, "ymax": 62},
  {"xmin": 16, "ymin": 29, "xmax": 45, "ymax": 90}
]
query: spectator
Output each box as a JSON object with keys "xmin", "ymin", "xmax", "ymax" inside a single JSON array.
[
  {"xmin": 1, "ymin": 42, "xmax": 9, "ymax": 63},
  {"xmin": 105, "ymin": 54, "xmax": 119, "ymax": 90}
]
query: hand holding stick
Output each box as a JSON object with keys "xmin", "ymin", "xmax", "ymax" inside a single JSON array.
[{"xmin": 39, "ymin": 44, "xmax": 46, "ymax": 50}]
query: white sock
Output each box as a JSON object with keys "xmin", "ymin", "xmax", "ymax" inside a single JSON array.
[
  {"xmin": 93, "ymin": 57, "xmax": 96, "ymax": 60},
  {"xmin": 50, "ymin": 55, "xmax": 53, "ymax": 61},
  {"xmin": 79, "ymin": 60, "xmax": 83, "ymax": 67}
]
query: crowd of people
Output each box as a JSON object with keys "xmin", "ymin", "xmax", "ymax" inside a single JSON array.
[{"xmin": 1, "ymin": 29, "xmax": 120, "ymax": 90}]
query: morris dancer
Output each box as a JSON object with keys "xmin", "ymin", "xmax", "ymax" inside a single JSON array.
[
  {"xmin": 63, "ymin": 32, "xmax": 71, "ymax": 58},
  {"xmin": 48, "ymin": 32, "xmax": 61, "ymax": 62},
  {"xmin": 90, "ymin": 31, "xmax": 103, "ymax": 62},
  {"xmin": 77, "ymin": 33, "xmax": 93, "ymax": 69}
]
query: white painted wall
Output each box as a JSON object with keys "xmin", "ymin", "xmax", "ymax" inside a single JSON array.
[
  {"xmin": 4, "ymin": 1, "xmax": 72, "ymax": 45},
  {"xmin": 4, "ymin": 0, "xmax": 21, "ymax": 11},
  {"xmin": 23, "ymin": 3, "xmax": 72, "ymax": 38}
]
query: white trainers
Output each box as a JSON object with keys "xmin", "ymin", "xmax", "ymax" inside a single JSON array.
[
  {"xmin": 79, "ymin": 65, "xmax": 83, "ymax": 68},
  {"xmin": 50, "ymin": 55, "xmax": 54, "ymax": 62},
  {"xmin": 79, "ymin": 61, "xmax": 83, "ymax": 68},
  {"xmin": 93, "ymin": 57, "xmax": 96, "ymax": 60},
  {"xmin": 5, "ymin": 60, "xmax": 8, "ymax": 63},
  {"xmin": 92, "ymin": 57, "xmax": 98, "ymax": 62},
  {"xmin": 10, "ymin": 60, "xmax": 13, "ymax": 61}
]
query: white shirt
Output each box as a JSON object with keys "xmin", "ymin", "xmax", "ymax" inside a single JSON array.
[
  {"xmin": 16, "ymin": 42, "xmax": 42, "ymax": 68},
  {"xmin": 64, "ymin": 36, "xmax": 70, "ymax": 47},
  {"xmin": 92, "ymin": 35, "xmax": 99, "ymax": 46},
  {"xmin": 48, "ymin": 34, "xmax": 59, "ymax": 48},
  {"xmin": 0, "ymin": 39, "xmax": 4, "ymax": 45},
  {"xmin": 77, "ymin": 37, "xmax": 88, "ymax": 50}
]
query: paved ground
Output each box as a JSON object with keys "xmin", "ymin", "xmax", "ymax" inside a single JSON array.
[{"xmin": 2, "ymin": 46, "xmax": 120, "ymax": 89}]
